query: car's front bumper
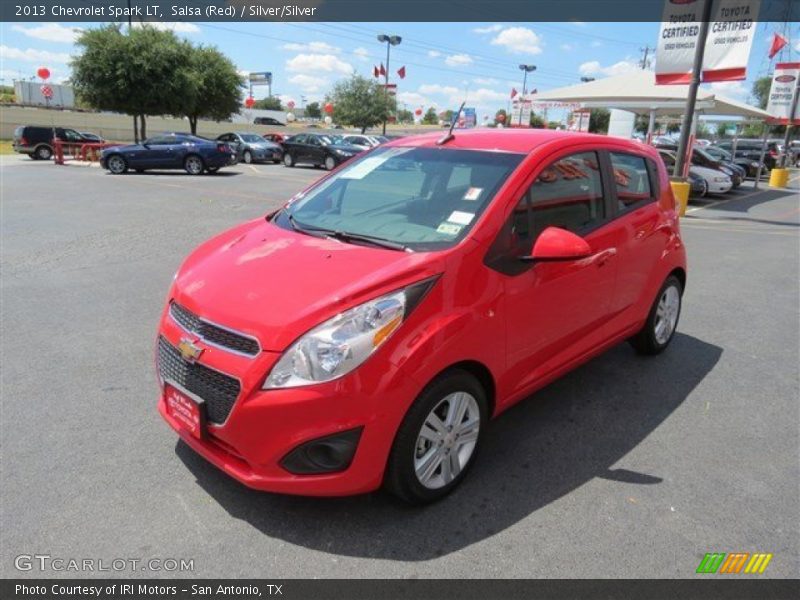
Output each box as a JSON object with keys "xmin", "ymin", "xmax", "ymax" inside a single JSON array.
[
  {"xmin": 707, "ymin": 181, "xmax": 732, "ymax": 194},
  {"xmin": 155, "ymin": 306, "xmax": 419, "ymax": 496}
]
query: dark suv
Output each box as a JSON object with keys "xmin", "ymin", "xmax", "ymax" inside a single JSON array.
[
  {"xmin": 13, "ymin": 126, "xmax": 97, "ymax": 160},
  {"xmin": 717, "ymin": 139, "xmax": 780, "ymax": 171}
]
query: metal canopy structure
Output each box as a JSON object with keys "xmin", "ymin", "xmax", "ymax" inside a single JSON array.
[{"xmin": 534, "ymin": 71, "xmax": 771, "ymax": 119}]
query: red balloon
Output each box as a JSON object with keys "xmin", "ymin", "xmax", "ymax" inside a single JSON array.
[
  {"xmin": 287, "ymin": 100, "xmax": 296, "ymax": 109},
  {"xmin": 37, "ymin": 67, "xmax": 50, "ymax": 80},
  {"xmin": 244, "ymin": 96, "xmax": 255, "ymax": 108},
  {"xmin": 324, "ymin": 102, "xmax": 334, "ymax": 114},
  {"xmin": 414, "ymin": 108, "xmax": 423, "ymax": 116}
]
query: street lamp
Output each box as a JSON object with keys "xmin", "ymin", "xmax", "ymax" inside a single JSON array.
[
  {"xmin": 517, "ymin": 64, "xmax": 536, "ymax": 126},
  {"xmin": 377, "ymin": 34, "xmax": 402, "ymax": 135}
]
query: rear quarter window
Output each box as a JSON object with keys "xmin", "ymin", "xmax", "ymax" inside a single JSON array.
[{"xmin": 609, "ymin": 152, "xmax": 654, "ymax": 211}]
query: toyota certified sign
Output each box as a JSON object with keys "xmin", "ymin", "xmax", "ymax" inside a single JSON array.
[
  {"xmin": 656, "ymin": 0, "xmax": 761, "ymax": 85},
  {"xmin": 766, "ymin": 62, "xmax": 800, "ymax": 125}
]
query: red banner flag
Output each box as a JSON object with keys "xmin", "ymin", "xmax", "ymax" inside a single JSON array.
[
  {"xmin": 373, "ymin": 65, "xmax": 379, "ymax": 78},
  {"xmin": 397, "ymin": 66, "xmax": 406, "ymax": 79},
  {"xmin": 379, "ymin": 63, "xmax": 386, "ymax": 76},
  {"xmin": 769, "ymin": 33, "xmax": 788, "ymax": 59},
  {"xmin": 510, "ymin": 87, "xmax": 518, "ymax": 98}
]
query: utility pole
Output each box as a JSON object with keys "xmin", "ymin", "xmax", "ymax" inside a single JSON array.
[
  {"xmin": 780, "ymin": 72, "xmax": 800, "ymax": 167},
  {"xmin": 377, "ymin": 34, "xmax": 401, "ymax": 135},
  {"xmin": 127, "ymin": 0, "xmax": 138, "ymax": 143},
  {"xmin": 673, "ymin": 0, "xmax": 714, "ymax": 179},
  {"xmin": 639, "ymin": 45, "xmax": 654, "ymax": 70}
]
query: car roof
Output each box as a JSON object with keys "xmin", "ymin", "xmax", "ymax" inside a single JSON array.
[{"xmin": 383, "ymin": 129, "xmax": 654, "ymax": 156}]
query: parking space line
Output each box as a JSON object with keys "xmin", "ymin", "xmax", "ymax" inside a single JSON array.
[{"xmin": 680, "ymin": 223, "xmax": 797, "ymax": 236}]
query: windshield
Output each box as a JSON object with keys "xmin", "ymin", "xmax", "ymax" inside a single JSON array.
[
  {"xmin": 241, "ymin": 134, "xmax": 266, "ymax": 143},
  {"xmin": 274, "ymin": 146, "xmax": 524, "ymax": 251},
  {"xmin": 706, "ymin": 147, "xmax": 732, "ymax": 160},
  {"xmin": 319, "ymin": 135, "xmax": 343, "ymax": 145}
]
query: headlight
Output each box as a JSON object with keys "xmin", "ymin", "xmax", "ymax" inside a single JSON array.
[
  {"xmin": 713, "ymin": 176, "xmax": 729, "ymax": 182},
  {"xmin": 263, "ymin": 280, "xmax": 435, "ymax": 389},
  {"xmin": 334, "ymin": 149, "xmax": 352, "ymax": 156}
]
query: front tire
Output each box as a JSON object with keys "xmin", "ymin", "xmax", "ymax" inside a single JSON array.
[
  {"xmin": 242, "ymin": 150, "xmax": 252, "ymax": 164},
  {"xmin": 385, "ymin": 370, "xmax": 487, "ymax": 505},
  {"xmin": 106, "ymin": 154, "xmax": 128, "ymax": 174},
  {"xmin": 184, "ymin": 155, "xmax": 204, "ymax": 175},
  {"xmin": 283, "ymin": 152, "xmax": 295, "ymax": 167},
  {"xmin": 629, "ymin": 275, "xmax": 683, "ymax": 355},
  {"xmin": 324, "ymin": 156, "xmax": 337, "ymax": 171}
]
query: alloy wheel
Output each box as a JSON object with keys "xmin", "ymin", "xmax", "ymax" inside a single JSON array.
[
  {"xmin": 414, "ymin": 392, "xmax": 480, "ymax": 490},
  {"xmin": 325, "ymin": 156, "xmax": 336, "ymax": 171},
  {"xmin": 243, "ymin": 150, "xmax": 252, "ymax": 164},
  {"xmin": 36, "ymin": 145, "xmax": 53, "ymax": 160},
  {"xmin": 185, "ymin": 156, "xmax": 203, "ymax": 175},
  {"xmin": 654, "ymin": 285, "xmax": 680, "ymax": 345},
  {"xmin": 107, "ymin": 155, "xmax": 126, "ymax": 174}
]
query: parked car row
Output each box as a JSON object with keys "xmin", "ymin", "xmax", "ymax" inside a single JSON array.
[
  {"xmin": 12, "ymin": 125, "xmax": 104, "ymax": 160},
  {"xmin": 657, "ymin": 150, "xmax": 737, "ymax": 196}
]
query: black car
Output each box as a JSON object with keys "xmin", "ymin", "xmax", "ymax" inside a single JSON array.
[
  {"xmin": 217, "ymin": 132, "xmax": 283, "ymax": 164},
  {"xmin": 691, "ymin": 147, "xmax": 743, "ymax": 188},
  {"xmin": 705, "ymin": 145, "xmax": 763, "ymax": 178},
  {"xmin": 99, "ymin": 133, "xmax": 236, "ymax": 175},
  {"xmin": 12, "ymin": 125, "xmax": 98, "ymax": 160},
  {"xmin": 281, "ymin": 133, "xmax": 363, "ymax": 170},
  {"xmin": 254, "ymin": 117, "xmax": 285, "ymax": 126},
  {"xmin": 717, "ymin": 139, "xmax": 779, "ymax": 171}
]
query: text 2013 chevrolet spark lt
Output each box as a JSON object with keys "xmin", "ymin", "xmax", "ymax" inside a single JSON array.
[{"xmin": 156, "ymin": 130, "xmax": 686, "ymax": 504}]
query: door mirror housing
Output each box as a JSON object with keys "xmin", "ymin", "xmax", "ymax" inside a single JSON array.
[{"xmin": 521, "ymin": 227, "xmax": 592, "ymax": 263}]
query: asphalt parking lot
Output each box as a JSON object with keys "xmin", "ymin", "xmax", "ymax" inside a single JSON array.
[{"xmin": 1, "ymin": 155, "xmax": 798, "ymax": 579}]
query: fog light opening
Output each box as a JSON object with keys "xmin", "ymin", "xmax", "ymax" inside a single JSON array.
[{"xmin": 280, "ymin": 427, "xmax": 363, "ymax": 475}]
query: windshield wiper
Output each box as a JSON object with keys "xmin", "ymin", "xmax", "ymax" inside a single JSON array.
[{"xmin": 283, "ymin": 211, "xmax": 409, "ymax": 251}]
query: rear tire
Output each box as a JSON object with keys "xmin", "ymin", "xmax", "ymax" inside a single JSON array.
[
  {"xmin": 629, "ymin": 275, "xmax": 683, "ymax": 356},
  {"xmin": 184, "ymin": 155, "xmax": 204, "ymax": 175},
  {"xmin": 385, "ymin": 370, "xmax": 487, "ymax": 505},
  {"xmin": 283, "ymin": 153, "xmax": 295, "ymax": 167},
  {"xmin": 35, "ymin": 145, "xmax": 53, "ymax": 160}
]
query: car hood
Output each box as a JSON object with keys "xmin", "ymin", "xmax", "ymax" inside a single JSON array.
[
  {"xmin": 327, "ymin": 143, "xmax": 363, "ymax": 153},
  {"xmin": 172, "ymin": 218, "xmax": 441, "ymax": 351},
  {"xmin": 691, "ymin": 165, "xmax": 729, "ymax": 180}
]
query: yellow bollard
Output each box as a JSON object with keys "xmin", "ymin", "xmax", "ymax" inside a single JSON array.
[
  {"xmin": 768, "ymin": 168, "xmax": 789, "ymax": 188},
  {"xmin": 670, "ymin": 181, "xmax": 690, "ymax": 217}
]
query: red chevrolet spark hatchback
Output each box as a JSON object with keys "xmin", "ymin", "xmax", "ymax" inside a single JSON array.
[{"xmin": 156, "ymin": 129, "xmax": 686, "ymax": 504}]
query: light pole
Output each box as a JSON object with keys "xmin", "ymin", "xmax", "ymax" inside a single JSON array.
[
  {"xmin": 378, "ymin": 34, "xmax": 402, "ymax": 135},
  {"xmin": 518, "ymin": 64, "xmax": 536, "ymax": 126}
]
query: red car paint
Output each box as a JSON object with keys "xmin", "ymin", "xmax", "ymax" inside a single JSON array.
[{"xmin": 156, "ymin": 129, "xmax": 686, "ymax": 496}]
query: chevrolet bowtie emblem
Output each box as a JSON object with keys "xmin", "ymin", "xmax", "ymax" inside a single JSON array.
[{"xmin": 178, "ymin": 337, "xmax": 203, "ymax": 363}]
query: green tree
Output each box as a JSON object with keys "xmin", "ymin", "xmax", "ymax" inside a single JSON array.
[
  {"xmin": 305, "ymin": 101, "xmax": 321, "ymax": 119},
  {"xmin": 715, "ymin": 122, "xmax": 731, "ymax": 139},
  {"xmin": 588, "ymin": 108, "xmax": 610, "ymax": 134},
  {"xmin": 494, "ymin": 109, "xmax": 508, "ymax": 126},
  {"xmin": 328, "ymin": 74, "xmax": 393, "ymax": 133},
  {"xmin": 529, "ymin": 112, "xmax": 546, "ymax": 128},
  {"xmin": 396, "ymin": 108, "xmax": 413, "ymax": 123},
  {"xmin": 181, "ymin": 45, "xmax": 243, "ymax": 135},
  {"xmin": 422, "ymin": 107, "xmax": 438, "ymax": 125},
  {"xmin": 71, "ymin": 24, "xmax": 192, "ymax": 140},
  {"xmin": 441, "ymin": 109, "xmax": 455, "ymax": 124},
  {"xmin": 254, "ymin": 96, "xmax": 282, "ymax": 110},
  {"xmin": 752, "ymin": 76, "xmax": 771, "ymax": 109}
]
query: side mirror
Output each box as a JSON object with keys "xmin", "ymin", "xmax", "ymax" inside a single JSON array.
[{"xmin": 521, "ymin": 226, "xmax": 592, "ymax": 263}]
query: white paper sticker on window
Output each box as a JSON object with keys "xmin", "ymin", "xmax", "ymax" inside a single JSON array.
[
  {"xmin": 437, "ymin": 222, "xmax": 462, "ymax": 236},
  {"xmin": 447, "ymin": 211, "xmax": 474, "ymax": 226},
  {"xmin": 463, "ymin": 187, "xmax": 483, "ymax": 201}
]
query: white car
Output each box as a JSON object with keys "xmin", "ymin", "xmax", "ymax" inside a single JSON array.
[
  {"xmin": 691, "ymin": 165, "xmax": 732, "ymax": 194},
  {"xmin": 340, "ymin": 135, "xmax": 381, "ymax": 151}
]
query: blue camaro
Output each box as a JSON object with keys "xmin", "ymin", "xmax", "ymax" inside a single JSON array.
[{"xmin": 100, "ymin": 133, "xmax": 236, "ymax": 175}]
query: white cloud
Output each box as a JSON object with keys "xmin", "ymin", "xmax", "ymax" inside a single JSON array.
[
  {"xmin": 579, "ymin": 60, "xmax": 640, "ymax": 77},
  {"xmin": 464, "ymin": 88, "xmax": 508, "ymax": 105},
  {"xmin": 285, "ymin": 53, "xmax": 353, "ymax": 75},
  {"xmin": 133, "ymin": 22, "xmax": 200, "ymax": 34},
  {"xmin": 560, "ymin": 43, "xmax": 574, "ymax": 52},
  {"xmin": 283, "ymin": 41, "xmax": 340, "ymax": 54},
  {"xmin": 0, "ymin": 45, "xmax": 72, "ymax": 64},
  {"xmin": 288, "ymin": 74, "xmax": 328, "ymax": 93},
  {"xmin": 419, "ymin": 84, "xmax": 460, "ymax": 96},
  {"xmin": 445, "ymin": 53, "xmax": 473, "ymax": 67},
  {"xmin": 591, "ymin": 40, "xmax": 603, "ymax": 48},
  {"xmin": 397, "ymin": 91, "xmax": 430, "ymax": 106},
  {"xmin": 12, "ymin": 24, "xmax": 81, "ymax": 44},
  {"xmin": 473, "ymin": 24, "xmax": 503, "ymax": 34},
  {"xmin": 706, "ymin": 80, "xmax": 749, "ymax": 101},
  {"xmin": 352, "ymin": 47, "xmax": 370, "ymax": 61},
  {"xmin": 490, "ymin": 27, "xmax": 543, "ymax": 55},
  {"xmin": 473, "ymin": 77, "xmax": 498, "ymax": 85},
  {"xmin": 427, "ymin": 50, "xmax": 441, "ymax": 58}
]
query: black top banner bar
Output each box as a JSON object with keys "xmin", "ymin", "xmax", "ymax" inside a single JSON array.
[
  {"xmin": 1, "ymin": 0, "xmax": 799, "ymax": 23},
  {"xmin": 3, "ymin": 579, "xmax": 800, "ymax": 600}
]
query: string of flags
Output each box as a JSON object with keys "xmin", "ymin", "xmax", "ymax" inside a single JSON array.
[{"xmin": 373, "ymin": 64, "xmax": 406, "ymax": 79}]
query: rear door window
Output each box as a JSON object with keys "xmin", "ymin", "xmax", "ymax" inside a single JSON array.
[{"xmin": 609, "ymin": 152, "xmax": 654, "ymax": 211}]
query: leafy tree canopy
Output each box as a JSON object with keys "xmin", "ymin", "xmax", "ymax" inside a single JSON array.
[{"xmin": 328, "ymin": 74, "xmax": 393, "ymax": 133}]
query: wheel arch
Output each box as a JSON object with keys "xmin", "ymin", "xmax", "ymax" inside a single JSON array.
[
  {"xmin": 669, "ymin": 266, "xmax": 686, "ymax": 293},
  {"xmin": 429, "ymin": 360, "xmax": 497, "ymax": 419}
]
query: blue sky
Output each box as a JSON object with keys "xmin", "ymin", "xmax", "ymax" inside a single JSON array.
[{"xmin": 1, "ymin": 20, "xmax": 798, "ymax": 121}]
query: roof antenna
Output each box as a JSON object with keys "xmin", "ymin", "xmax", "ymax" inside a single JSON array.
[{"xmin": 437, "ymin": 101, "xmax": 466, "ymax": 146}]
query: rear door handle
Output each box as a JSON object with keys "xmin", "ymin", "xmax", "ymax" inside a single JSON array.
[{"xmin": 588, "ymin": 247, "xmax": 617, "ymax": 267}]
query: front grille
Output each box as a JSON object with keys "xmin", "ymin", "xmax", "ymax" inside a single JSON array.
[
  {"xmin": 158, "ymin": 336, "xmax": 241, "ymax": 424},
  {"xmin": 170, "ymin": 302, "xmax": 259, "ymax": 357}
]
